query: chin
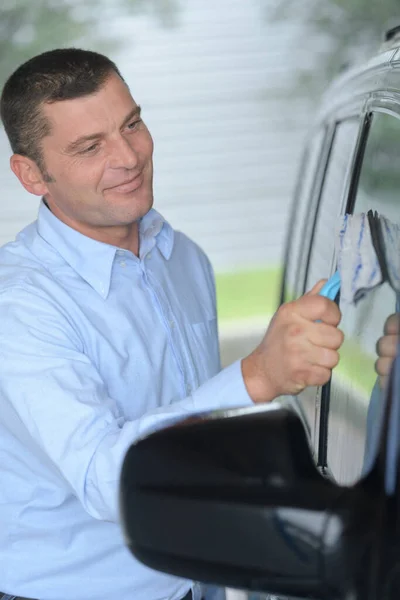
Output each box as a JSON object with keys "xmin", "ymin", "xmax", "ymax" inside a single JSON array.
[
  {"xmin": 135, "ymin": 189, "xmax": 154, "ymax": 218},
  {"xmin": 114, "ymin": 195, "xmax": 154, "ymax": 225}
]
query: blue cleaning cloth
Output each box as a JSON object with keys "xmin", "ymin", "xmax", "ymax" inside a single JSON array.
[{"xmin": 317, "ymin": 211, "xmax": 400, "ymax": 306}]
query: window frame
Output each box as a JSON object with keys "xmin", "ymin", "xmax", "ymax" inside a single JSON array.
[
  {"xmin": 315, "ymin": 112, "xmax": 372, "ymax": 470},
  {"xmin": 301, "ymin": 115, "xmax": 369, "ymax": 297},
  {"xmin": 320, "ymin": 101, "xmax": 400, "ymax": 479},
  {"xmin": 291, "ymin": 114, "xmax": 367, "ymax": 461}
]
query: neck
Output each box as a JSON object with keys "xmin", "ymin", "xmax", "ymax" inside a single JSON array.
[{"xmin": 43, "ymin": 199, "xmax": 141, "ymax": 256}]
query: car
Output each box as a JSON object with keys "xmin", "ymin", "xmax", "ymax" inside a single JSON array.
[{"xmin": 119, "ymin": 24, "xmax": 400, "ymax": 600}]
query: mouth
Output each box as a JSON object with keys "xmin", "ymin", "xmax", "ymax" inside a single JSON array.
[{"xmin": 107, "ymin": 172, "xmax": 144, "ymax": 194}]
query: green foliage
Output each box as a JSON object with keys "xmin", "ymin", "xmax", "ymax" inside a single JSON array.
[
  {"xmin": 0, "ymin": 0, "xmax": 179, "ymax": 87},
  {"xmin": 272, "ymin": 0, "xmax": 400, "ymax": 95},
  {"xmin": 215, "ymin": 267, "xmax": 282, "ymax": 321}
]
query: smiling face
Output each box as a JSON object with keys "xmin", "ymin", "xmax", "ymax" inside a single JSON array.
[{"xmin": 11, "ymin": 72, "xmax": 154, "ymax": 249}]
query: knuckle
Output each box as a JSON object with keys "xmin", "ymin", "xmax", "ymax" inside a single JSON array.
[
  {"xmin": 329, "ymin": 327, "xmax": 344, "ymax": 348},
  {"xmin": 320, "ymin": 297, "xmax": 340, "ymax": 321},
  {"xmin": 328, "ymin": 303, "xmax": 341, "ymax": 323},
  {"xmin": 307, "ymin": 365, "xmax": 329, "ymax": 387},
  {"xmin": 386, "ymin": 314, "xmax": 399, "ymax": 334},
  {"xmin": 334, "ymin": 304, "xmax": 342, "ymax": 321},
  {"xmin": 291, "ymin": 362, "xmax": 310, "ymax": 385},
  {"xmin": 315, "ymin": 368, "xmax": 331, "ymax": 386},
  {"xmin": 306, "ymin": 294, "xmax": 321, "ymax": 312},
  {"xmin": 319, "ymin": 348, "xmax": 338, "ymax": 369},
  {"xmin": 287, "ymin": 323, "xmax": 303, "ymax": 339},
  {"xmin": 336, "ymin": 328, "xmax": 345, "ymax": 347},
  {"xmin": 375, "ymin": 357, "xmax": 383, "ymax": 376},
  {"xmin": 375, "ymin": 357, "xmax": 388, "ymax": 377},
  {"xmin": 377, "ymin": 334, "xmax": 397, "ymax": 358},
  {"xmin": 316, "ymin": 295, "xmax": 329, "ymax": 311},
  {"xmin": 376, "ymin": 336, "xmax": 384, "ymax": 357},
  {"xmin": 278, "ymin": 301, "xmax": 295, "ymax": 321},
  {"xmin": 317, "ymin": 297, "xmax": 334, "ymax": 321},
  {"xmin": 330, "ymin": 350, "xmax": 340, "ymax": 368},
  {"xmin": 321, "ymin": 296, "xmax": 331, "ymax": 309}
]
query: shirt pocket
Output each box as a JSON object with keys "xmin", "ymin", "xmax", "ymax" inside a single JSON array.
[{"xmin": 190, "ymin": 316, "xmax": 220, "ymax": 379}]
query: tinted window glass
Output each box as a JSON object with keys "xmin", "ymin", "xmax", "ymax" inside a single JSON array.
[
  {"xmin": 297, "ymin": 119, "xmax": 360, "ymax": 453},
  {"xmin": 327, "ymin": 112, "xmax": 400, "ymax": 485},
  {"xmin": 283, "ymin": 129, "xmax": 325, "ymax": 302},
  {"xmin": 305, "ymin": 120, "xmax": 360, "ymax": 292}
]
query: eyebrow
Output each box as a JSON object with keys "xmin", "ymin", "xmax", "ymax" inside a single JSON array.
[
  {"xmin": 121, "ymin": 105, "xmax": 141, "ymax": 128},
  {"xmin": 64, "ymin": 105, "xmax": 142, "ymax": 153}
]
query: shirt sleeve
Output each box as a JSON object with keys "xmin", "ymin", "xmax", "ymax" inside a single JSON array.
[{"xmin": 0, "ymin": 285, "xmax": 252, "ymax": 524}]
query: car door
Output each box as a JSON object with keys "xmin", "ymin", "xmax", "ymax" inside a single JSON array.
[{"xmin": 322, "ymin": 107, "xmax": 400, "ymax": 485}]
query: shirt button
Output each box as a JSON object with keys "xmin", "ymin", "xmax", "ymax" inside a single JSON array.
[
  {"xmin": 120, "ymin": 261, "xmax": 126, "ymax": 267},
  {"xmin": 186, "ymin": 384, "xmax": 192, "ymax": 395},
  {"xmin": 147, "ymin": 253, "xmax": 152, "ymax": 260},
  {"xmin": 169, "ymin": 320, "xmax": 175, "ymax": 328}
]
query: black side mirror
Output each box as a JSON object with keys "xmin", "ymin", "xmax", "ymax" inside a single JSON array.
[{"xmin": 120, "ymin": 403, "xmax": 387, "ymax": 599}]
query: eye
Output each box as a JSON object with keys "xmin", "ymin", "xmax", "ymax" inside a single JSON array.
[
  {"xmin": 79, "ymin": 143, "xmax": 99, "ymax": 154},
  {"xmin": 127, "ymin": 119, "xmax": 142, "ymax": 131}
]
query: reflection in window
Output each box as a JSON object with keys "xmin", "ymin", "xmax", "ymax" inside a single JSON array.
[
  {"xmin": 305, "ymin": 119, "xmax": 360, "ymax": 292},
  {"xmin": 328, "ymin": 112, "xmax": 400, "ymax": 485},
  {"xmin": 296, "ymin": 120, "xmax": 359, "ymax": 454},
  {"xmin": 284, "ymin": 128, "xmax": 325, "ymax": 302}
]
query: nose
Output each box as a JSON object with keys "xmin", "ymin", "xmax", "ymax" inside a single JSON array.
[{"xmin": 108, "ymin": 136, "xmax": 139, "ymax": 170}]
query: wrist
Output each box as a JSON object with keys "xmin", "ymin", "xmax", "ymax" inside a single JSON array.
[{"xmin": 241, "ymin": 352, "xmax": 278, "ymax": 404}]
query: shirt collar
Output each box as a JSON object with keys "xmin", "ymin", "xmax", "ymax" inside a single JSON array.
[
  {"xmin": 138, "ymin": 207, "xmax": 174, "ymax": 262},
  {"xmin": 36, "ymin": 201, "xmax": 174, "ymax": 299}
]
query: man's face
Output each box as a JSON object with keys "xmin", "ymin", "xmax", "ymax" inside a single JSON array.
[{"xmin": 38, "ymin": 72, "xmax": 154, "ymax": 233}]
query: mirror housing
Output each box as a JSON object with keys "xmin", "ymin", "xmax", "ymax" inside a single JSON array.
[{"xmin": 120, "ymin": 406, "xmax": 378, "ymax": 598}]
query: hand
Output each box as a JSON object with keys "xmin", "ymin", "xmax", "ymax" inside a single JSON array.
[
  {"xmin": 376, "ymin": 313, "xmax": 399, "ymax": 388},
  {"xmin": 241, "ymin": 280, "xmax": 344, "ymax": 403}
]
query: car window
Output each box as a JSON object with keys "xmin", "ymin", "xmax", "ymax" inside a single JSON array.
[
  {"xmin": 282, "ymin": 128, "xmax": 326, "ymax": 303},
  {"xmin": 305, "ymin": 119, "xmax": 361, "ymax": 293},
  {"xmin": 326, "ymin": 111, "xmax": 400, "ymax": 485},
  {"xmin": 296, "ymin": 119, "xmax": 361, "ymax": 454}
]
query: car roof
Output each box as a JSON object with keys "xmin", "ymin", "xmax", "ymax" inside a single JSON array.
[{"xmin": 314, "ymin": 36, "xmax": 400, "ymax": 126}]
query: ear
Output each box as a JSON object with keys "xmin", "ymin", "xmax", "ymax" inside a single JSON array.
[{"xmin": 10, "ymin": 154, "xmax": 49, "ymax": 197}]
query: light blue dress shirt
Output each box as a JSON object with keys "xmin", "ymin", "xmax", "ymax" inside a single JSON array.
[{"xmin": 0, "ymin": 202, "xmax": 252, "ymax": 600}]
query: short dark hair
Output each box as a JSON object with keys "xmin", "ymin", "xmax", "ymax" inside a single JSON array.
[{"xmin": 0, "ymin": 48, "xmax": 124, "ymax": 176}]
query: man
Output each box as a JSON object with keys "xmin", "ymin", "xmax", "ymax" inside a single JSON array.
[{"xmin": 0, "ymin": 48, "xmax": 343, "ymax": 600}]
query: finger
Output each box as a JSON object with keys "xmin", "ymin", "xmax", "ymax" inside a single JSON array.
[
  {"xmin": 309, "ymin": 346, "xmax": 340, "ymax": 370},
  {"xmin": 305, "ymin": 279, "xmax": 328, "ymax": 296},
  {"xmin": 295, "ymin": 294, "xmax": 342, "ymax": 326},
  {"xmin": 287, "ymin": 345, "xmax": 338, "ymax": 390},
  {"xmin": 307, "ymin": 321, "xmax": 344, "ymax": 350},
  {"xmin": 375, "ymin": 356, "xmax": 394, "ymax": 378},
  {"xmin": 299, "ymin": 365, "xmax": 333, "ymax": 390},
  {"xmin": 377, "ymin": 334, "xmax": 398, "ymax": 358},
  {"xmin": 384, "ymin": 313, "xmax": 400, "ymax": 335}
]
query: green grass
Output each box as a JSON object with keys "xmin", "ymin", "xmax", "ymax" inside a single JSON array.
[
  {"xmin": 336, "ymin": 339, "xmax": 377, "ymax": 396},
  {"xmin": 215, "ymin": 266, "xmax": 282, "ymax": 321}
]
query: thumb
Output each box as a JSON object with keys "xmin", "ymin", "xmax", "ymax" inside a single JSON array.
[{"xmin": 306, "ymin": 279, "xmax": 328, "ymax": 296}]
